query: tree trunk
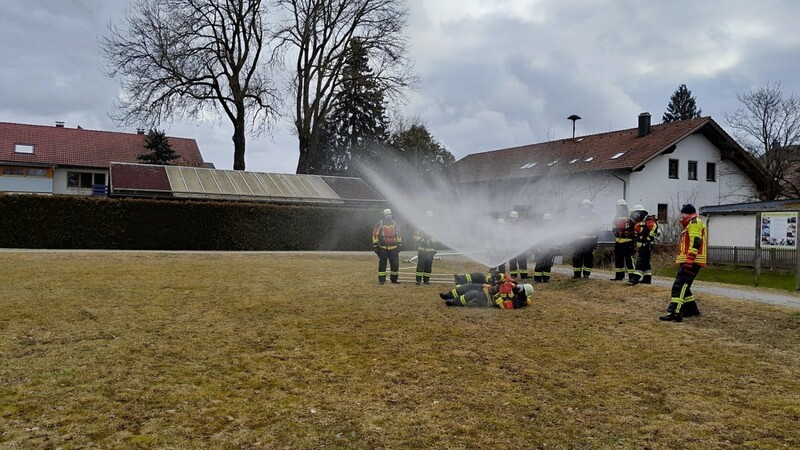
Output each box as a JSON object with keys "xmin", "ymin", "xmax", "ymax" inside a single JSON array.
[
  {"xmin": 296, "ymin": 131, "xmax": 310, "ymax": 174},
  {"xmin": 233, "ymin": 112, "xmax": 246, "ymax": 171}
]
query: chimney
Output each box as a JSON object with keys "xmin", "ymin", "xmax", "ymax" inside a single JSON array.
[
  {"xmin": 55, "ymin": 121, "xmax": 65, "ymax": 128},
  {"xmin": 637, "ymin": 112, "xmax": 651, "ymax": 137},
  {"xmin": 136, "ymin": 128, "xmax": 145, "ymax": 135}
]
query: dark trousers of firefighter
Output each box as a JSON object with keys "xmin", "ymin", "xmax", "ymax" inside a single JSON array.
[
  {"xmin": 572, "ymin": 237, "xmax": 597, "ymax": 278},
  {"xmin": 612, "ymin": 241, "xmax": 635, "ymax": 280},
  {"xmin": 509, "ymin": 254, "xmax": 529, "ymax": 279},
  {"xmin": 668, "ymin": 263, "xmax": 701, "ymax": 317},
  {"xmin": 631, "ymin": 244, "xmax": 652, "ymax": 283},
  {"xmin": 377, "ymin": 248, "xmax": 399, "ymax": 283},
  {"xmin": 442, "ymin": 283, "xmax": 490, "ymax": 307},
  {"xmin": 533, "ymin": 250, "xmax": 555, "ymax": 282},
  {"xmin": 416, "ymin": 250, "xmax": 435, "ymax": 283}
]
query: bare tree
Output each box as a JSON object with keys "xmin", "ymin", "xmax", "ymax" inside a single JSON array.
[
  {"xmin": 724, "ymin": 82, "xmax": 800, "ymax": 199},
  {"xmin": 101, "ymin": 0, "xmax": 278, "ymax": 170},
  {"xmin": 273, "ymin": 0, "xmax": 416, "ymax": 174}
]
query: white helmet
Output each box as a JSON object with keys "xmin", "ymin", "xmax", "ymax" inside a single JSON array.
[
  {"xmin": 523, "ymin": 284, "xmax": 534, "ymax": 297},
  {"xmin": 382, "ymin": 208, "xmax": 392, "ymax": 216},
  {"xmin": 509, "ymin": 210, "xmax": 519, "ymax": 218},
  {"xmin": 582, "ymin": 199, "xmax": 592, "ymax": 206},
  {"xmin": 425, "ymin": 210, "xmax": 434, "ymax": 217},
  {"xmin": 543, "ymin": 213, "xmax": 552, "ymax": 220},
  {"xmin": 616, "ymin": 199, "xmax": 627, "ymax": 206},
  {"xmin": 496, "ymin": 218, "xmax": 506, "ymax": 225},
  {"xmin": 632, "ymin": 204, "xmax": 645, "ymax": 212}
]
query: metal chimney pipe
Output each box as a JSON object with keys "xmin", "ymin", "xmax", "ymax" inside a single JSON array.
[{"xmin": 638, "ymin": 112, "xmax": 651, "ymax": 137}]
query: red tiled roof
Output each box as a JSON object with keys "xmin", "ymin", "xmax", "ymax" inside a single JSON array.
[
  {"xmin": 0, "ymin": 122, "xmax": 205, "ymax": 168},
  {"xmin": 450, "ymin": 117, "xmax": 761, "ymax": 183}
]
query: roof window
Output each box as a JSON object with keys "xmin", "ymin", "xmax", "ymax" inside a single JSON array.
[
  {"xmin": 547, "ymin": 160, "xmax": 559, "ymax": 167},
  {"xmin": 14, "ymin": 144, "xmax": 35, "ymax": 154},
  {"xmin": 583, "ymin": 157, "xmax": 594, "ymax": 162},
  {"xmin": 610, "ymin": 151, "xmax": 626, "ymax": 160},
  {"xmin": 518, "ymin": 162, "xmax": 538, "ymax": 169},
  {"xmin": 569, "ymin": 158, "xmax": 580, "ymax": 164}
]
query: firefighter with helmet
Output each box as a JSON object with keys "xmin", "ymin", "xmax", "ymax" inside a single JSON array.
[
  {"xmin": 507, "ymin": 211, "xmax": 530, "ymax": 279},
  {"xmin": 439, "ymin": 276, "xmax": 534, "ymax": 309},
  {"xmin": 660, "ymin": 204, "xmax": 705, "ymax": 322},
  {"xmin": 629, "ymin": 205, "xmax": 659, "ymax": 285},
  {"xmin": 372, "ymin": 208, "xmax": 402, "ymax": 284},
  {"xmin": 414, "ymin": 210, "xmax": 437, "ymax": 285},
  {"xmin": 572, "ymin": 199, "xmax": 603, "ymax": 278},
  {"xmin": 533, "ymin": 213, "xmax": 557, "ymax": 282},
  {"xmin": 611, "ymin": 199, "xmax": 636, "ymax": 281}
]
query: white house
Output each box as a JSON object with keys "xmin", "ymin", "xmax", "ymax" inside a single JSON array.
[
  {"xmin": 0, "ymin": 121, "xmax": 206, "ymax": 195},
  {"xmin": 448, "ymin": 113, "xmax": 765, "ymax": 236}
]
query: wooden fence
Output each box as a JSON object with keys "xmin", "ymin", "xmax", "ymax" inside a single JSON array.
[{"xmin": 708, "ymin": 246, "xmax": 797, "ymax": 270}]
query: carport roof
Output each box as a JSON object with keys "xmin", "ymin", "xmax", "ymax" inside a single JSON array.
[{"xmin": 701, "ymin": 199, "xmax": 800, "ymax": 215}]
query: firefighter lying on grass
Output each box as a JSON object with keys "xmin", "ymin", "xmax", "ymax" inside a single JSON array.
[{"xmin": 439, "ymin": 274, "xmax": 534, "ymax": 309}]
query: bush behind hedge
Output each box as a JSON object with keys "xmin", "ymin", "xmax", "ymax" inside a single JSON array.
[{"xmin": 0, "ymin": 195, "xmax": 380, "ymax": 251}]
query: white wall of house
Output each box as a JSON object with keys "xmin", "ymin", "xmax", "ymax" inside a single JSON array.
[
  {"xmin": 53, "ymin": 168, "xmax": 109, "ymax": 195},
  {"xmin": 627, "ymin": 134, "xmax": 758, "ymax": 223},
  {"xmin": 704, "ymin": 214, "xmax": 757, "ymax": 247}
]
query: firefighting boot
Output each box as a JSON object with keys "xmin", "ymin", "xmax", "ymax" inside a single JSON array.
[
  {"xmin": 641, "ymin": 275, "xmax": 652, "ymax": 284},
  {"xmin": 659, "ymin": 305, "xmax": 683, "ymax": 322},
  {"xmin": 533, "ymin": 275, "xmax": 542, "ymax": 283}
]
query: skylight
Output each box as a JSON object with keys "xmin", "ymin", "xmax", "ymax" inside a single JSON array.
[
  {"xmin": 14, "ymin": 144, "xmax": 34, "ymax": 154},
  {"xmin": 518, "ymin": 162, "xmax": 538, "ymax": 169},
  {"xmin": 583, "ymin": 157, "xmax": 594, "ymax": 162},
  {"xmin": 569, "ymin": 158, "xmax": 580, "ymax": 164},
  {"xmin": 610, "ymin": 151, "xmax": 626, "ymax": 160},
  {"xmin": 547, "ymin": 160, "xmax": 559, "ymax": 167}
]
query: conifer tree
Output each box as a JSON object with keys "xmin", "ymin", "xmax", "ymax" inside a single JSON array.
[
  {"xmin": 315, "ymin": 38, "xmax": 390, "ymax": 176},
  {"xmin": 138, "ymin": 129, "xmax": 178, "ymax": 165},
  {"xmin": 663, "ymin": 84, "xmax": 702, "ymax": 123}
]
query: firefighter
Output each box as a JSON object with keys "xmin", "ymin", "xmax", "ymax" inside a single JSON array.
[
  {"xmin": 610, "ymin": 199, "xmax": 636, "ymax": 281},
  {"xmin": 372, "ymin": 208, "xmax": 402, "ymax": 284},
  {"xmin": 533, "ymin": 213, "xmax": 557, "ymax": 282},
  {"xmin": 572, "ymin": 199, "xmax": 603, "ymax": 278},
  {"xmin": 507, "ymin": 211, "xmax": 530, "ymax": 279},
  {"xmin": 439, "ymin": 277, "xmax": 534, "ymax": 309},
  {"xmin": 628, "ymin": 205, "xmax": 659, "ymax": 285},
  {"xmin": 660, "ymin": 204, "xmax": 706, "ymax": 322},
  {"xmin": 414, "ymin": 210, "xmax": 437, "ymax": 285}
]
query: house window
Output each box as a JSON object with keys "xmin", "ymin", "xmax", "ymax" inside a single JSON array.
[
  {"xmin": 2, "ymin": 167, "xmax": 25, "ymax": 176},
  {"xmin": 688, "ymin": 161, "xmax": 698, "ymax": 180},
  {"xmin": 67, "ymin": 171, "xmax": 105, "ymax": 189},
  {"xmin": 668, "ymin": 159, "xmax": 679, "ymax": 179},
  {"xmin": 610, "ymin": 151, "xmax": 626, "ymax": 160},
  {"xmin": 14, "ymin": 144, "xmax": 35, "ymax": 154},
  {"xmin": 706, "ymin": 162, "xmax": 716, "ymax": 182},
  {"xmin": 657, "ymin": 204, "xmax": 668, "ymax": 223},
  {"xmin": 26, "ymin": 168, "xmax": 48, "ymax": 177}
]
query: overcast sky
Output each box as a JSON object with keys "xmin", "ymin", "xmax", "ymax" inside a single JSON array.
[{"xmin": 2, "ymin": 0, "xmax": 799, "ymax": 173}]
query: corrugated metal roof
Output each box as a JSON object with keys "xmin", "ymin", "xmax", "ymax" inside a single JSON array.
[{"xmin": 109, "ymin": 163, "xmax": 385, "ymax": 206}]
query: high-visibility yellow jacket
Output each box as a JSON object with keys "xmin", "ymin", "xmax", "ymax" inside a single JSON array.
[{"xmin": 676, "ymin": 215, "xmax": 707, "ymax": 266}]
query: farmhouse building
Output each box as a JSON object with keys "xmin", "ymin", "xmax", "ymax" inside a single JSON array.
[
  {"xmin": 0, "ymin": 121, "xmax": 205, "ymax": 195},
  {"xmin": 449, "ymin": 113, "xmax": 766, "ymax": 232}
]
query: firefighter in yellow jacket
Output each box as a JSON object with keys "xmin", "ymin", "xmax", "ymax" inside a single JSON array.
[
  {"xmin": 611, "ymin": 199, "xmax": 636, "ymax": 281},
  {"xmin": 660, "ymin": 204, "xmax": 706, "ymax": 322},
  {"xmin": 372, "ymin": 208, "xmax": 402, "ymax": 284},
  {"xmin": 439, "ymin": 275, "xmax": 534, "ymax": 309}
]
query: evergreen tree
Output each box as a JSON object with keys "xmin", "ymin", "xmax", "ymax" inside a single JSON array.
[
  {"xmin": 138, "ymin": 129, "xmax": 178, "ymax": 165},
  {"xmin": 317, "ymin": 38, "xmax": 390, "ymax": 176},
  {"xmin": 389, "ymin": 122, "xmax": 455, "ymax": 174},
  {"xmin": 663, "ymin": 84, "xmax": 703, "ymax": 123}
]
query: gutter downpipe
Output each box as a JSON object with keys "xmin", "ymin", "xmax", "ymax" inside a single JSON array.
[{"xmin": 612, "ymin": 172, "xmax": 627, "ymax": 201}]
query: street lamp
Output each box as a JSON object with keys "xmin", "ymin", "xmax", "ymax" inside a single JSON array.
[{"xmin": 567, "ymin": 114, "xmax": 581, "ymax": 139}]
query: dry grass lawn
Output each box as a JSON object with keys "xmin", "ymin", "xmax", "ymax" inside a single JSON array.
[{"xmin": 1, "ymin": 251, "xmax": 799, "ymax": 449}]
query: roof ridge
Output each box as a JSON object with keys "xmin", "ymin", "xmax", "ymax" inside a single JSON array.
[{"xmin": 0, "ymin": 121, "xmax": 195, "ymax": 142}]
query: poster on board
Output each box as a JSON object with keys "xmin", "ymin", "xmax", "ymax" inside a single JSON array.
[{"xmin": 760, "ymin": 212, "xmax": 798, "ymax": 248}]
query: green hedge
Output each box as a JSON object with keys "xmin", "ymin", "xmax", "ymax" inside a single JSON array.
[{"xmin": 0, "ymin": 194, "xmax": 380, "ymax": 250}]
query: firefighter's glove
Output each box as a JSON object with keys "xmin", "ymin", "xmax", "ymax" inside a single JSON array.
[{"xmin": 636, "ymin": 242, "xmax": 642, "ymax": 248}]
